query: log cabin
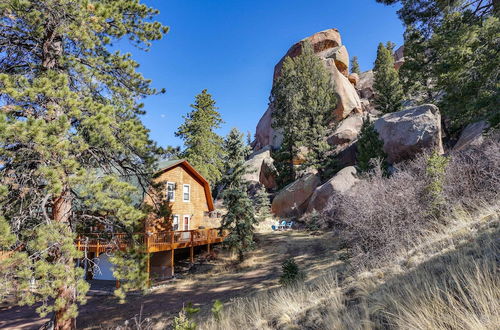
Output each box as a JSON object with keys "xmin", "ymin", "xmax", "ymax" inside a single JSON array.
[{"xmin": 76, "ymin": 159, "xmax": 226, "ymax": 283}]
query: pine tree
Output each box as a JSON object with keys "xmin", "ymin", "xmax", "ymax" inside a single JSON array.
[
  {"xmin": 219, "ymin": 130, "xmax": 257, "ymax": 262},
  {"xmin": 350, "ymin": 56, "xmax": 361, "ymax": 75},
  {"xmin": 176, "ymin": 90, "xmax": 225, "ymax": 187},
  {"xmin": 271, "ymin": 41, "xmax": 337, "ymax": 186},
  {"xmin": 377, "ymin": 0, "xmax": 499, "ymax": 130},
  {"xmin": 357, "ymin": 116, "xmax": 388, "ymax": 174},
  {"xmin": 254, "ymin": 185, "xmax": 271, "ymax": 222},
  {"xmin": 373, "ymin": 43, "xmax": 404, "ymax": 113},
  {"xmin": 0, "ymin": 1, "xmax": 168, "ymax": 328}
]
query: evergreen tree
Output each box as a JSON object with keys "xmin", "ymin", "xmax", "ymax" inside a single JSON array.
[
  {"xmin": 356, "ymin": 116, "xmax": 388, "ymax": 174},
  {"xmin": 254, "ymin": 185, "xmax": 271, "ymax": 222},
  {"xmin": 373, "ymin": 43, "xmax": 404, "ymax": 113},
  {"xmin": 0, "ymin": 1, "xmax": 168, "ymax": 328},
  {"xmin": 271, "ymin": 41, "xmax": 337, "ymax": 186},
  {"xmin": 176, "ymin": 90, "xmax": 225, "ymax": 187},
  {"xmin": 377, "ymin": 0, "xmax": 499, "ymax": 130},
  {"xmin": 350, "ymin": 56, "xmax": 361, "ymax": 75},
  {"xmin": 219, "ymin": 130, "xmax": 257, "ymax": 262}
]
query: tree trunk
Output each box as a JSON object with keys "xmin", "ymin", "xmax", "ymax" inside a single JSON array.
[
  {"xmin": 54, "ymin": 285, "xmax": 76, "ymax": 330},
  {"xmin": 42, "ymin": 25, "xmax": 77, "ymax": 329},
  {"xmin": 52, "ymin": 189, "xmax": 77, "ymax": 330}
]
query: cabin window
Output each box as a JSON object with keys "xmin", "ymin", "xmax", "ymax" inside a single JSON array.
[
  {"xmin": 172, "ymin": 215, "xmax": 179, "ymax": 231},
  {"xmin": 183, "ymin": 184, "xmax": 190, "ymax": 202},
  {"xmin": 166, "ymin": 182, "xmax": 175, "ymax": 201}
]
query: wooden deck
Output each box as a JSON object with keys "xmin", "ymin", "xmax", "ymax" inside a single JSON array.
[{"xmin": 75, "ymin": 228, "xmax": 227, "ymax": 256}]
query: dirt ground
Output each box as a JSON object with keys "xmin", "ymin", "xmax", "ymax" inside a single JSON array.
[{"xmin": 0, "ymin": 230, "xmax": 345, "ymax": 329}]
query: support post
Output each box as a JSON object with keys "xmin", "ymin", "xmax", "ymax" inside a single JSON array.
[
  {"xmin": 146, "ymin": 253, "xmax": 151, "ymax": 288},
  {"xmin": 207, "ymin": 243, "xmax": 211, "ymax": 254},
  {"xmin": 170, "ymin": 249, "xmax": 175, "ymax": 277},
  {"xmin": 190, "ymin": 231, "xmax": 194, "ymax": 264}
]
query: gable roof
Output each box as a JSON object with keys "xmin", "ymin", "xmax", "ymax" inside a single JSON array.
[{"xmin": 155, "ymin": 159, "xmax": 215, "ymax": 211}]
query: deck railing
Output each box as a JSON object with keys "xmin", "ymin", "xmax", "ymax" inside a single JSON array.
[{"xmin": 75, "ymin": 228, "xmax": 227, "ymax": 254}]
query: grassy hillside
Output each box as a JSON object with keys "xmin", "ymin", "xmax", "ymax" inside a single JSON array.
[{"xmin": 199, "ymin": 206, "xmax": 499, "ymax": 329}]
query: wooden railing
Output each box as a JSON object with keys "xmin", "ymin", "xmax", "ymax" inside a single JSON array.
[{"xmin": 75, "ymin": 228, "xmax": 227, "ymax": 254}]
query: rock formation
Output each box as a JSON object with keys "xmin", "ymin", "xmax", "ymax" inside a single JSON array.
[
  {"xmin": 374, "ymin": 104, "xmax": 444, "ymax": 163},
  {"xmin": 242, "ymin": 146, "xmax": 277, "ymax": 190},
  {"xmin": 254, "ymin": 28, "xmax": 362, "ymax": 151},
  {"xmin": 307, "ymin": 166, "xmax": 358, "ymax": 213},
  {"xmin": 453, "ymin": 120, "xmax": 490, "ymax": 151},
  {"xmin": 271, "ymin": 173, "xmax": 320, "ymax": 217}
]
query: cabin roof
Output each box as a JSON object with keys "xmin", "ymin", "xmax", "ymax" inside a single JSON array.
[{"xmin": 155, "ymin": 159, "xmax": 215, "ymax": 211}]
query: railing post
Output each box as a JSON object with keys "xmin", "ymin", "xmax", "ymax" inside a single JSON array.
[{"xmin": 189, "ymin": 230, "xmax": 194, "ymax": 264}]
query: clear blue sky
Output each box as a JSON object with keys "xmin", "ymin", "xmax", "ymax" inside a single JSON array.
[{"xmin": 132, "ymin": 0, "xmax": 404, "ymax": 149}]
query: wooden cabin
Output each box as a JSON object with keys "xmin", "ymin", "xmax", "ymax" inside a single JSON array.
[
  {"xmin": 144, "ymin": 159, "xmax": 219, "ymax": 233},
  {"xmin": 77, "ymin": 159, "xmax": 226, "ymax": 283}
]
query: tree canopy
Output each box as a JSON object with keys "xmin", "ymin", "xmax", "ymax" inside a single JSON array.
[
  {"xmin": 176, "ymin": 89, "xmax": 225, "ymax": 187},
  {"xmin": 0, "ymin": 1, "xmax": 167, "ymax": 328}
]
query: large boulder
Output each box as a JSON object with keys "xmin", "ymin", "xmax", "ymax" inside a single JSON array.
[
  {"xmin": 327, "ymin": 114, "xmax": 364, "ymax": 146},
  {"xmin": 254, "ymin": 106, "xmax": 283, "ymax": 151},
  {"xmin": 326, "ymin": 59, "xmax": 362, "ymax": 120},
  {"xmin": 307, "ymin": 166, "xmax": 358, "ymax": 213},
  {"xmin": 242, "ymin": 146, "xmax": 277, "ymax": 190},
  {"xmin": 271, "ymin": 173, "xmax": 321, "ymax": 217},
  {"xmin": 374, "ymin": 104, "xmax": 444, "ymax": 164},
  {"xmin": 357, "ymin": 70, "xmax": 374, "ymax": 100},
  {"xmin": 453, "ymin": 120, "xmax": 490, "ymax": 151}
]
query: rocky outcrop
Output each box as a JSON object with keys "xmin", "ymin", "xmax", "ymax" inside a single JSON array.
[
  {"xmin": 393, "ymin": 45, "xmax": 404, "ymax": 70},
  {"xmin": 348, "ymin": 73, "xmax": 359, "ymax": 86},
  {"xmin": 325, "ymin": 59, "xmax": 362, "ymax": 120},
  {"xmin": 254, "ymin": 106, "xmax": 283, "ymax": 150},
  {"xmin": 374, "ymin": 104, "xmax": 444, "ymax": 164},
  {"xmin": 271, "ymin": 173, "xmax": 320, "ymax": 217},
  {"xmin": 357, "ymin": 70, "xmax": 374, "ymax": 100},
  {"xmin": 254, "ymin": 28, "xmax": 362, "ymax": 151},
  {"xmin": 242, "ymin": 146, "xmax": 277, "ymax": 190},
  {"xmin": 453, "ymin": 120, "xmax": 490, "ymax": 151},
  {"xmin": 274, "ymin": 29, "xmax": 342, "ymax": 80},
  {"xmin": 327, "ymin": 114, "xmax": 364, "ymax": 146},
  {"xmin": 307, "ymin": 166, "xmax": 358, "ymax": 213}
]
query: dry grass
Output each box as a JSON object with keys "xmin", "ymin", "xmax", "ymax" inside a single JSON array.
[{"xmin": 198, "ymin": 205, "xmax": 499, "ymax": 330}]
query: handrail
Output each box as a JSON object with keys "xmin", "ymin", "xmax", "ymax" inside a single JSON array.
[{"xmin": 75, "ymin": 228, "xmax": 227, "ymax": 253}]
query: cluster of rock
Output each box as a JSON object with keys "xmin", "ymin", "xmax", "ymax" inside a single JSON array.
[
  {"xmin": 244, "ymin": 29, "xmax": 476, "ymax": 218},
  {"xmin": 253, "ymin": 29, "xmax": 363, "ymax": 151}
]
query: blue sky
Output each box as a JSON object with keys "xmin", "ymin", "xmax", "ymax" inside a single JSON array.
[{"xmin": 132, "ymin": 0, "xmax": 404, "ymax": 149}]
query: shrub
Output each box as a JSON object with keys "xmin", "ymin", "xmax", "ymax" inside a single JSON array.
[
  {"xmin": 279, "ymin": 258, "xmax": 305, "ymax": 286},
  {"xmin": 211, "ymin": 300, "xmax": 223, "ymax": 322},
  {"xmin": 173, "ymin": 303, "xmax": 199, "ymax": 330},
  {"xmin": 324, "ymin": 134, "xmax": 500, "ymax": 268}
]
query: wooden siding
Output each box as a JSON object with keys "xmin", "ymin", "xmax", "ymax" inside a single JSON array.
[{"xmin": 144, "ymin": 163, "xmax": 211, "ymax": 233}]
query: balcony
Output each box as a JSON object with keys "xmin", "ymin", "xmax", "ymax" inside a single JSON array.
[{"xmin": 75, "ymin": 228, "xmax": 227, "ymax": 255}]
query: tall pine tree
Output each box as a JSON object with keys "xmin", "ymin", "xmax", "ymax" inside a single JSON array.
[
  {"xmin": 220, "ymin": 129, "xmax": 257, "ymax": 262},
  {"xmin": 254, "ymin": 185, "xmax": 271, "ymax": 222},
  {"xmin": 350, "ymin": 56, "xmax": 361, "ymax": 75},
  {"xmin": 0, "ymin": 1, "xmax": 168, "ymax": 328},
  {"xmin": 373, "ymin": 43, "xmax": 404, "ymax": 113},
  {"xmin": 271, "ymin": 41, "xmax": 337, "ymax": 187},
  {"xmin": 377, "ymin": 0, "xmax": 499, "ymax": 130},
  {"xmin": 176, "ymin": 90, "xmax": 225, "ymax": 186},
  {"xmin": 356, "ymin": 116, "xmax": 388, "ymax": 174}
]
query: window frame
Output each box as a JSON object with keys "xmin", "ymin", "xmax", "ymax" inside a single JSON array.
[
  {"xmin": 172, "ymin": 214, "xmax": 179, "ymax": 231},
  {"xmin": 166, "ymin": 182, "xmax": 176, "ymax": 202},
  {"xmin": 182, "ymin": 184, "xmax": 190, "ymax": 202}
]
